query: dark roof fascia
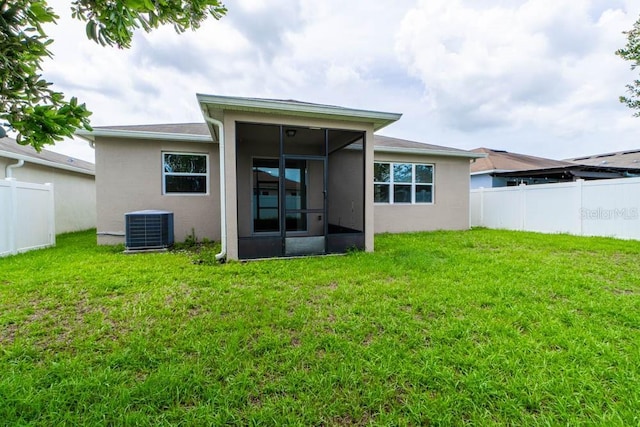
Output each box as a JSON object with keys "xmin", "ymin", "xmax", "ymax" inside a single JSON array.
[{"xmin": 494, "ymin": 165, "xmax": 640, "ymax": 178}]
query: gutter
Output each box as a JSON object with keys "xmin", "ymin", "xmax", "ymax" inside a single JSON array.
[
  {"xmin": 0, "ymin": 150, "xmax": 94, "ymax": 176},
  {"xmin": 200, "ymin": 113, "xmax": 226, "ymax": 263},
  {"xmin": 5, "ymin": 159, "xmax": 24, "ymax": 178}
]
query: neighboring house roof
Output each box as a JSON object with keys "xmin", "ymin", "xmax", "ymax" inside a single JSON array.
[
  {"xmin": 78, "ymin": 123, "xmax": 483, "ymax": 159},
  {"xmin": 566, "ymin": 149, "xmax": 640, "ymax": 168},
  {"xmin": 0, "ymin": 137, "xmax": 95, "ymax": 176},
  {"xmin": 470, "ymin": 147, "xmax": 572, "ymax": 175}
]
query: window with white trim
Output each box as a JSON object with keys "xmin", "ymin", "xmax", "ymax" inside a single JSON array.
[
  {"xmin": 374, "ymin": 162, "xmax": 433, "ymax": 204},
  {"xmin": 163, "ymin": 152, "xmax": 208, "ymax": 194}
]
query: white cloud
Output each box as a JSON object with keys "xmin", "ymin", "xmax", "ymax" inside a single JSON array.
[
  {"xmin": 395, "ymin": 0, "xmax": 640, "ymax": 147},
  {"xmin": 25, "ymin": 0, "xmax": 640, "ymax": 161},
  {"xmin": 325, "ymin": 64, "xmax": 362, "ymax": 87}
]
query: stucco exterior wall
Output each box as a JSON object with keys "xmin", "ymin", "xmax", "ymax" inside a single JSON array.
[
  {"xmin": 373, "ymin": 153, "xmax": 471, "ymax": 233},
  {"xmin": 94, "ymin": 137, "xmax": 220, "ymax": 245},
  {"xmin": 0, "ymin": 157, "xmax": 96, "ymax": 233}
]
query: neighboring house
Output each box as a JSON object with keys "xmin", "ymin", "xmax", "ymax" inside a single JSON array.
[
  {"xmin": 470, "ymin": 147, "xmax": 572, "ymax": 188},
  {"xmin": 78, "ymin": 94, "xmax": 483, "ymax": 260},
  {"xmin": 0, "ymin": 137, "xmax": 96, "ymax": 233},
  {"xmin": 471, "ymin": 147, "xmax": 640, "ymax": 188}
]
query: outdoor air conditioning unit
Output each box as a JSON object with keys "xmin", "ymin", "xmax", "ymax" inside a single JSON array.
[{"xmin": 125, "ymin": 210, "xmax": 174, "ymax": 250}]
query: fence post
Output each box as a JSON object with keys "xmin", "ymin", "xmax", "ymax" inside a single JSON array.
[
  {"xmin": 479, "ymin": 187, "xmax": 485, "ymax": 226},
  {"xmin": 519, "ymin": 183, "xmax": 527, "ymax": 231},
  {"xmin": 576, "ymin": 179, "xmax": 584, "ymax": 236},
  {"xmin": 45, "ymin": 183, "xmax": 56, "ymax": 246},
  {"xmin": 7, "ymin": 178, "xmax": 18, "ymax": 255}
]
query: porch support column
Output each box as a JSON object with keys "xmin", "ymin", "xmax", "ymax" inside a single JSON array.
[
  {"xmin": 364, "ymin": 128, "xmax": 375, "ymax": 252},
  {"xmin": 223, "ymin": 115, "xmax": 239, "ymax": 260}
]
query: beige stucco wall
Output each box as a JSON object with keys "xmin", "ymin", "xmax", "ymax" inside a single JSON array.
[
  {"xmin": 220, "ymin": 110, "xmax": 375, "ymax": 260},
  {"xmin": 94, "ymin": 137, "xmax": 220, "ymax": 245},
  {"xmin": 373, "ymin": 153, "xmax": 471, "ymax": 233},
  {"xmin": 0, "ymin": 157, "xmax": 96, "ymax": 233}
]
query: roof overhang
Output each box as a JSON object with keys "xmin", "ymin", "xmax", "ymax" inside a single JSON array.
[
  {"xmin": 75, "ymin": 128, "xmax": 213, "ymax": 143},
  {"xmin": 376, "ymin": 146, "xmax": 487, "ymax": 159},
  {"xmin": 0, "ymin": 149, "xmax": 95, "ymax": 176},
  {"xmin": 197, "ymin": 94, "xmax": 402, "ymax": 131}
]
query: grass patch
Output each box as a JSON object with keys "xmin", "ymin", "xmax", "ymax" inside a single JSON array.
[{"xmin": 1, "ymin": 229, "xmax": 639, "ymax": 425}]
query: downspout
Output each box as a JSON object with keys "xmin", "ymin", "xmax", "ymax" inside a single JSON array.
[
  {"xmin": 202, "ymin": 114, "xmax": 226, "ymax": 262},
  {"xmin": 5, "ymin": 159, "xmax": 24, "ymax": 179}
]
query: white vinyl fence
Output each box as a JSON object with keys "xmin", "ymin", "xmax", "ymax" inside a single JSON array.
[
  {"xmin": 470, "ymin": 177, "xmax": 640, "ymax": 240},
  {"xmin": 0, "ymin": 179, "xmax": 55, "ymax": 257}
]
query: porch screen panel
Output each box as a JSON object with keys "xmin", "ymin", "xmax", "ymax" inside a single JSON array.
[{"xmin": 253, "ymin": 159, "xmax": 280, "ymax": 232}]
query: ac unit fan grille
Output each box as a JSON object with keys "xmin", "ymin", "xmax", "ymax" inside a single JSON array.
[{"xmin": 125, "ymin": 211, "xmax": 174, "ymax": 250}]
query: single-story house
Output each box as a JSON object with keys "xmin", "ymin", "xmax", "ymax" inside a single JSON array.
[
  {"xmin": 78, "ymin": 95, "xmax": 483, "ymax": 260},
  {"xmin": 0, "ymin": 137, "xmax": 96, "ymax": 233},
  {"xmin": 471, "ymin": 147, "xmax": 640, "ymax": 187}
]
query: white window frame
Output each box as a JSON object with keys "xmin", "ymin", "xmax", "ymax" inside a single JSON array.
[
  {"xmin": 162, "ymin": 152, "xmax": 210, "ymax": 196},
  {"xmin": 374, "ymin": 162, "xmax": 434, "ymax": 204}
]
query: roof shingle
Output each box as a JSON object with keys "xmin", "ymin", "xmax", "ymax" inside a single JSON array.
[{"xmin": 470, "ymin": 147, "xmax": 571, "ymax": 173}]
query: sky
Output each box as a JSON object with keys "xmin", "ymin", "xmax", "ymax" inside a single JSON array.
[{"xmin": 40, "ymin": 0, "xmax": 640, "ymax": 163}]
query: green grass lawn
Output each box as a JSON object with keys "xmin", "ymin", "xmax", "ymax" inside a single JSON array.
[{"xmin": 1, "ymin": 229, "xmax": 639, "ymax": 425}]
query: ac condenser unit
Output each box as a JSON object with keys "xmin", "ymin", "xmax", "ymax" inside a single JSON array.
[{"xmin": 125, "ymin": 210, "xmax": 174, "ymax": 250}]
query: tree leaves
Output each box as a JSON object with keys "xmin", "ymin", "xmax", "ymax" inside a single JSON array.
[
  {"xmin": 0, "ymin": 0, "xmax": 92, "ymax": 150},
  {"xmin": 616, "ymin": 17, "xmax": 640, "ymax": 117},
  {"xmin": 0, "ymin": 0, "xmax": 226, "ymax": 150},
  {"xmin": 70, "ymin": 0, "xmax": 227, "ymax": 49}
]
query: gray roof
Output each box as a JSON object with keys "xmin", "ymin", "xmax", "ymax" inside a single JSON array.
[
  {"xmin": 85, "ymin": 122, "xmax": 480, "ymax": 158},
  {"xmin": 566, "ymin": 149, "xmax": 640, "ymax": 168},
  {"xmin": 374, "ymin": 135, "xmax": 476, "ymax": 155},
  {"xmin": 93, "ymin": 122, "xmax": 211, "ymax": 136},
  {"xmin": 471, "ymin": 147, "xmax": 572, "ymax": 173},
  {"xmin": 0, "ymin": 137, "xmax": 95, "ymax": 174}
]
